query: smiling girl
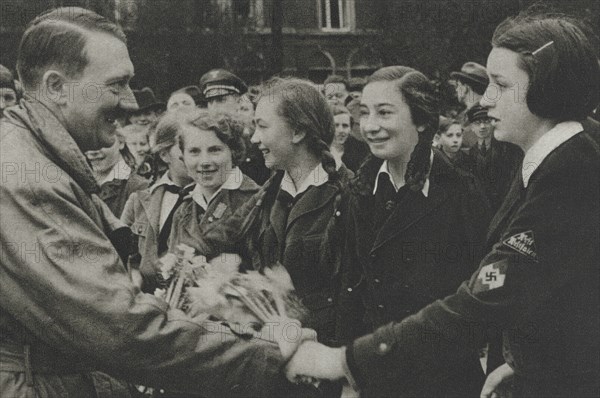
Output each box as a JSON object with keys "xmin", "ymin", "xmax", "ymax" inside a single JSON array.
[
  {"xmin": 333, "ymin": 65, "xmax": 490, "ymax": 397},
  {"xmin": 283, "ymin": 12, "xmax": 600, "ymax": 398},
  {"xmin": 168, "ymin": 111, "xmax": 259, "ymax": 249},
  {"xmin": 185, "ymin": 78, "xmax": 353, "ymax": 345}
]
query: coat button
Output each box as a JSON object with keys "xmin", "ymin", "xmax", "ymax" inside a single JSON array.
[
  {"xmin": 335, "ymin": 210, "xmax": 341, "ymax": 217},
  {"xmin": 374, "ymin": 278, "xmax": 381, "ymax": 283},
  {"xmin": 385, "ymin": 200, "xmax": 395, "ymax": 210},
  {"xmin": 377, "ymin": 304, "xmax": 384, "ymax": 309},
  {"xmin": 347, "ymin": 287, "xmax": 353, "ymax": 292},
  {"xmin": 327, "ymin": 297, "xmax": 333, "ymax": 303},
  {"xmin": 378, "ymin": 343, "xmax": 390, "ymax": 354}
]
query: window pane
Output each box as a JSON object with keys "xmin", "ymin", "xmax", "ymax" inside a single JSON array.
[
  {"xmin": 321, "ymin": 0, "xmax": 327, "ymax": 27},
  {"xmin": 330, "ymin": 0, "xmax": 340, "ymax": 28}
]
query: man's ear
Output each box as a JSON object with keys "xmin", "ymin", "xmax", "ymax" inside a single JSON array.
[
  {"xmin": 41, "ymin": 70, "xmax": 69, "ymax": 106},
  {"xmin": 291, "ymin": 129, "xmax": 306, "ymax": 144}
]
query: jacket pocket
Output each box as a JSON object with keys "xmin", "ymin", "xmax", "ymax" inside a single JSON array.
[{"xmin": 302, "ymin": 235, "xmax": 325, "ymax": 271}]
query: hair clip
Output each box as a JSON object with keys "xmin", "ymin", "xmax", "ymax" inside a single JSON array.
[{"xmin": 531, "ymin": 41, "xmax": 554, "ymax": 56}]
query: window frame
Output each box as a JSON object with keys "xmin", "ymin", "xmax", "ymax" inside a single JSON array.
[{"xmin": 318, "ymin": 0, "xmax": 355, "ymax": 32}]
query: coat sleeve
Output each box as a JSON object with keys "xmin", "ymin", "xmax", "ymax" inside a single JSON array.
[
  {"xmin": 120, "ymin": 192, "xmax": 137, "ymax": 226},
  {"xmin": 0, "ymin": 168, "xmax": 293, "ymax": 396},
  {"xmin": 334, "ymin": 195, "xmax": 368, "ymax": 345},
  {"xmin": 345, "ymin": 142, "xmax": 599, "ymax": 391},
  {"xmin": 457, "ymin": 172, "xmax": 492, "ymax": 268}
]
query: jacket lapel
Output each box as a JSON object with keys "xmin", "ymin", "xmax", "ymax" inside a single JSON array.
[
  {"xmin": 286, "ymin": 183, "xmax": 337, "ymax": 233},
  {"xmin": 140, "ymin": 186, "xmax": 164, "ymax": 237},
  {"xmin": 486, "ymin": 171, "xmax": 523, "ymax": 245},
  {"xmin": 370, "ymin": 184, "xmax": 447, "ymax": 253}
]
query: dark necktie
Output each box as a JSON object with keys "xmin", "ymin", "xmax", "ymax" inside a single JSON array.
[
  {"xmin": 480, "ymin": 143, "xmax": 488, "ymax": 156},
  {"xmin": 157, "ymin": 184, "xmax": 194, "ymax": 255}
]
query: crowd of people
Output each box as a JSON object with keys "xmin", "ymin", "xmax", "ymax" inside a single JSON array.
[{"xmin": 1, "ymin": 5, "xmax": 599, "ymax": 398}]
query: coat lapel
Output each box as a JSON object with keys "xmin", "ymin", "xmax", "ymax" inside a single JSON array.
[
  {"xmin": 140, "ymin": 186, "xmax": 164, "ymax": 237},
  {"xmin": 286, "ymin": 184, "xmax": 337, "ymax": 233},
  {"xmin": 486, "ymin": 171, "xmax": 523, "ymax": 245},
  {"xmin": 370, "ymin": 184, "xmax": 448, "ymax": 253}
]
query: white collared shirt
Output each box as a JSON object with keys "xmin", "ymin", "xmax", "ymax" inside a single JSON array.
[
  {"xmin": 151, "ymin": 172, "xmax": 190, "ymax": 230},
  {"xmin": 280, "ymin": 163, "xmax": 329, "ymax": 198},
  {"xmin": 522, "ymin": 121, "xmax": 583, "ymax": 188},
  {"xmin": 330, "ymin": 146, "xmax": 344, "ymax": 170},
  {"xmin": 372, "ymin": 153, "xmax": 432, "ymax": 198},
  {"xmin": 191, "ymin": 166, "xmax": 244, "ymax": 211},
  {"xmin": 98, "ymin": 158, "xmax": 131, "ymax": 185}
]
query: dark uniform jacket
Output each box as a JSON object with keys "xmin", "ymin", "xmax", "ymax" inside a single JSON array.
[
  {"xmin": 342, "ymin": 136, "xmax": 370, "ymax": 173},
  {"xmin": 336, "ymin": 152, "xmax": 490, "ymax": 397},
  {"xmin": 468, "ymin": 138, "xmax": 523, "ymax": 213},
  {"xmin": 434, "ymin": 146, "xmax": 476, "ymax": 175},
  {"xmin": 185, "ymin": 167, "xmax": 353, "ymax": 344},
  {"xmin": 346, "ymin": 119, "xmax": 600, "ymax": 398}
]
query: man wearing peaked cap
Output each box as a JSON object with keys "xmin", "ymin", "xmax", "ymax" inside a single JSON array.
[
  {"xmin": 200, "ymin": 68, "xmax": 247, "ymax": 114},
  {"xmin": 466, "ymin": 104, "xmax": 523, "ymax": 213},
  {"xmin": 129, "ymin": 87, "xmax": 164, "ymax": 126},
  {"xmin": 450, "ymin": 62, "xmax": 490, "ymax": 148}
]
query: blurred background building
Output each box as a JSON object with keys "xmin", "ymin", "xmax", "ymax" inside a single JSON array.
[{"xmin": 1, "ymin": 0, "xmax": 598, "ymax": 101}]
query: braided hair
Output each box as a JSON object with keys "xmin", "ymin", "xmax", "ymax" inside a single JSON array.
[
  {"xmin": 367, "ymin": 66, "xmax": 440, "ymax": 192},
  {"xmin": 258, "ymin": 77, "xmax": 339, "ymax": 182}
]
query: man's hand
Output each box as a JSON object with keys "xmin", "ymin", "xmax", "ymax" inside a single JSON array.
[
  {"xmin": 480, "ymin": 363, "xmax": 514, "ymax": 398},
  {"xmin": 259, "ymin": 318, "xmax": 316, "ymax": 360},
  {"xmin": 284, "ymin": 341, "xmax": 346, "ymax": 382}
]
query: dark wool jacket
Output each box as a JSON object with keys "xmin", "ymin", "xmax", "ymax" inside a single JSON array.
[
  {"xmin": 347, "ymin": 119, "xmax": 600, "ymax": 398},
  {"xmin": 185, "ymin": 167, "xmax": 353, "ymax": 344},
  {"xmin": 335, "ymin": 152, "xmax": 490, "ymax": 397},
  {"xmin": 169, "ymin": 174, "xmax": 259, "ymax": 254},
  {"xmin": 468, "ymin": 138, "xmax": 523, "ymax": 213}
]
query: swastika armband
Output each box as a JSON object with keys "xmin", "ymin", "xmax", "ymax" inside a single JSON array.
[{"xmin": 472, "ymin": 259, "xmax": 509, "ymax": 294}]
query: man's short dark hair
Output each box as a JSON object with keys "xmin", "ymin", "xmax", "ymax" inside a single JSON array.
[
  {"xmin": 17, "ymin": 7, "xmax": 126, "ymax": 90},
  {"xmin": 455, "ymin": 76, "xmax": 487, "ymax": 96}
]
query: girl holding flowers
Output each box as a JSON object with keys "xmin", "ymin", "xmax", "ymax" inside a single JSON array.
[{"xmin": 185, "ymin": 77, "xmax": 353, "ymax": 346}]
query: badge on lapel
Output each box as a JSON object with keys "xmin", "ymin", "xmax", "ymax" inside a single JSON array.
[{"xmin": 211, "ymin": 202, "xmax": 228, "ymax": 221}]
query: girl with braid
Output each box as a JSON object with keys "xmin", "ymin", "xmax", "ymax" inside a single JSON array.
[
  {"xmin": 334, "ymin": 66, "xmax": 491, "ymax": 397},
  {"xmin": 184, "ymin": 77, "xmax": 353, "ymax": 346}
]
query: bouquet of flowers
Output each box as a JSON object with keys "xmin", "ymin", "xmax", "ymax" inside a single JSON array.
[{"xmin": 155, "ymin": 244, "xmax": 308, "ymax": 330}]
